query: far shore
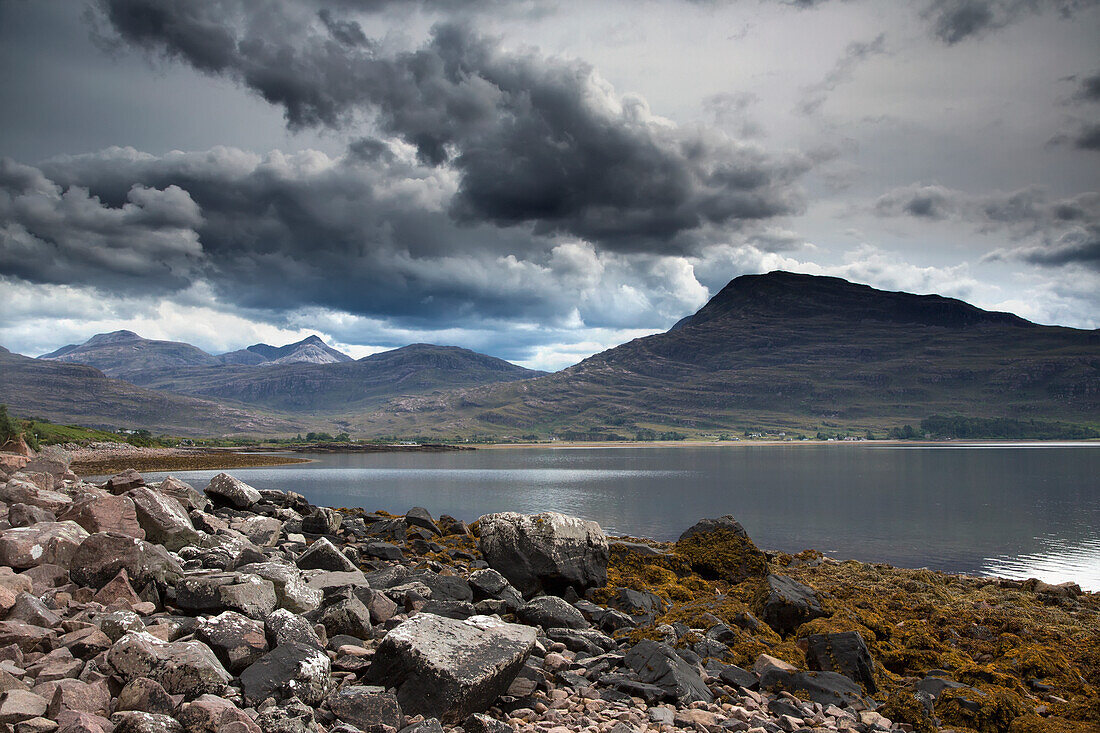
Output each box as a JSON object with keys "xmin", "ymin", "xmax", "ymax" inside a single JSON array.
[{"xmin": 480, "ymin": 437, "xmax": 1100, "ymax": 449}]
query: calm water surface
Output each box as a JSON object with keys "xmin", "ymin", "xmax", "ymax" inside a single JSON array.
[{"xmin": 141, "ymin": 444, "xmax": 1100, "ymax": 590}]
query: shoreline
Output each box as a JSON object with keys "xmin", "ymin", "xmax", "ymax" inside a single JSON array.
[{"xmin": 481, "ymin": 438, "xmax": 1100, "ymax": 449}]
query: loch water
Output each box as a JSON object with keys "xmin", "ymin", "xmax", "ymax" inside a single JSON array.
[{"xmin": 140, "ymin": 443, "xmax": 1100, "ymax": 590}]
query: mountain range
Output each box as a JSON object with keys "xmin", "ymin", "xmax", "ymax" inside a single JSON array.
[{"xmin": 4, "ymin": 272, "xmax": 1098, "ymax": 437}]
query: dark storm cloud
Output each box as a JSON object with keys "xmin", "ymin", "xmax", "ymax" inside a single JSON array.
[
  {"xmin": 1073, "ymin": 72, "xmax": 1100, "ymax": 103},
  {"xmin": 1075, "ymin": 123, "xmax": 1100, "ymax": 150},
  {"xmin": 93, "ymin": 1, "xmax": 809, "ymax": 252},
  {"xmin": 922, "ymin": 0, "xmax": 1100, "ymax": 45},
  {"xmin": 988, "ymin": 225, "xmax": 1100, "ymax": 270}
]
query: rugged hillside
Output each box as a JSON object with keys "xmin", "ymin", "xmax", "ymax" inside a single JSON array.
[
  {"xmin": 40, "ymin": 330, "xmax": 220, "ymax": 377},
  {"xmin": 0, "ymin": 347, "xmax": 302, "ymax": 435},
  {"xmin": 346, "ymin": 272, "xmax": 1100, "ymax": 437},
  {"xmin": 123, "ymin": 344, "xmax": 545, "ymax": 413},
  {"xmin": 41, "ymin": 331, "xmax": 354, "ymax": 375}
]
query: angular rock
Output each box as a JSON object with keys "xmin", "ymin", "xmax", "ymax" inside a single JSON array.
[
  {"xmin": 517, "ymin": 596, "xmax": 588, "ymax": 630},
  {"xmin": 365, "ymin": 613, "xmax": 536, "ymax": 723},
  {"xmin": 477, "ymin": 512, "xmax": 609, "ymax": 597},
  {"xmin": 806, "ymin": 631, "xmax": 877, "ymax": 693},
  {"xmin": 69, "ymin": 533, "xmax": 183, "ymax": 590},
  {"xmin": 111, "ymin": 711, "xmax": 184, "ymax": 733},
  {"xmin": 236, "ymin": 562, "xmax": 321, "ymax": 614},
  {"xmin": 176, "ymin": 572, "xmax": 277, "ymax": 619},
  {"xmin": 196, "ymin": 612, "xmax": 269, "ymax": 674},
  {"xmin": 623, "ymin": 640, "xmax": 713, "ymax": 704},
  {"xmin": 0, "ymin": 689, "xmax": 48, "ymax": 724},
  {"xmin": 678, "ymin": 515, "xmax": 750, "ymax": 541},
  {"xmin": 128, "ymin": 487, "xmax": 204, "ymax": 551},
  {"xmin": 239, "ymin": 641, "xmax": 331, "ymax": 706},
  {"xmin": 176, "ymin": 694, "xmax": 260, "ymax": 733},
  {"xmin": 156, "ymin": 477, "xmax": 210, "ymax": 512},
  {"xmin": 0, "ymin": 522, "xmax": 88, "ymax": 570},
  {"xmin": 104, "ymin": 469, "xmax": 145, "ymax": 494},
  {"xmin": 327, "ymin": 686, "xmax": 402, "ymax": 731},
  {"xmin": 8, "ymin": 593, "xmax": 60, "ymax": 628},
  {"xmin": 116, "ymin": 677, "xmax": 176, "ymax": 716},
  {"xmin": 234, "ymin": 516, "xmax": 282, "ymax": 547},
  {"xmin": 107, "ymin": 632, "xmax": 232, "ymax": 699},
  {"xmin": 296, "ymin": 538, "xmax": 357, "ymax": 573},
  {"xmin": 0, "ymin": 620, "xmax": 55, "ymax": 652},
  {"xmin": 468, "ymin": 569, "xmax": 524, "ymax": 609},
  {"xmin": 93, "ymin": 568, "xmax": 143, "ymax": 607},
  {"xmin": 759, "ymin": 668, "xmax": 873, "ymax": 709},
  {"xmin": 255, "ymin": 698, "xmax": 315, "ymax": 733},
  {"xmin": 203, "ymin": 474, "xmax": 261, "ymax": 510},
  {"xmin": 97, "ymin": 610, "xmax": 146, "ymax": 642},
  {"xmin": 437, "ymin": 515, "xmax": 469, "ymax": 537},
  {"xmin": 404, "ymin": 507, "xmax": 441, "ymax": 536},
  {"xmin": 301, "ymin": 507, "xmax": 341, "ymax": 535},
  {"xmin": 463, "ymin": 713, "xmax": 511, "ymax": 733},
  {"xmin": 673, "ymin": 516, "xmax": 767, "ymax": 584},
  {"xmin": 362, "ymin": 541, "xmax": 403, "ymax": 561},
  {"xmin": 7, "ymin": 504, "xmax": 55, "ymax": 528},
  {"xmin": 46, "ymin": 679, "xmax": 111, "ymax": 718},
  {"xmin": 265, "ymin": 608, "xmax": 323, "ymax": 649},
  {"xmin": 318, "ymin": 594, "xmax": 373, "ymax": 640},
  {"xmin": 756, "ymin": 574, "xmax": 826, "ymax": 635},
  {"xmin": 0, "ymin": 478, "xmax": 71, "ymax": 513},
  {"xmin": 61, "ymin": 495, "xmax": 144, "ymax": 539}
]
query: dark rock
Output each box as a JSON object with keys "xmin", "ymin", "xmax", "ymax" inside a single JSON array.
[
  {"xmin": 297, "ymin": 538, "xmax": 358, "ymax": 573},
  {"xmin": 718, "ymin": 664, "xmax": 757, "ymax": 689},
  {"xmin": 544, "ymin": 628, "xmax": 616, "ymax": 655},
  {"xmin": 255, "ymin": 697, "xmax": 316, "ymax": 733},
  {"xmin": 462, "ymin": 713, "xmax": 511, "ymax": 733},
  {"xmin": 623, "ymin": 640, "xmax": 713, "ymax": 704},
  {"xmin": 517, "ymin": 596, "xmax": 588, "ymax": 630},
  {"xmin": 328, "ymin": 686, "xmax": 402, "ymax": 731},
  {"xmin": 916, "ymin": 675, "xmax": 967, "ymax": 701},
  {"xmin": 404, "ymin": 507, "xmax": 441, "ymax": 536},
  {"xmin": 755, "ymin": 574, "xmax": 826, "ymax": 635},
  {"xmin": 677, "ymin": 515, "xmax": 750, "ymax": 541},
  {"xmin": 203, "ymin": 473, "xmax": 261, "ymax": 510},
  {"xmin": 805, "ymin": 631, "xmax": 877, "ymax": 692},
  {"xmin": 107, "ymin": 632, "xmax": 232, "ymax": 699},
  {"xmin": 7, "ymin": 504, "xmax": 55, "ymax": 527},
  {"xmin": 759, "ymin": 669, "xmax": 873, "ymax": 709},
  {"xmin": 266, "ymin": 608, "xmax": 323, "ymax": 649},
  {"xmin": 604, "ymin": 587, "xmax": 667, "ymax": 620},
  {"xmin": 401, "ymin": 719, "xmax": 444, "ymax": 733},
  {"xmin": 420, "ymin": 600, "xmax": 476, "ymax": 619},
  {"xmin": 477, "ymin": 511, "xmax": 609, "ymax": 597},
  {"xmin": 436, "ymin": 516, "xmax": 469, "ymax": 537},
  {"xmin": 364, "ymin": 613, "xmax": 536, "ymax": 723},
  {"xmin": 69, "ymin": 533, "xmax": 183, "ymax": 590},
  {"xmin": 111, "ymin": 711, "xmax": 184, "ymax": 733},
  {"xmin": 362, "ymin": 541, "xmax": 403, "ymax": 561},
  {"xmin": 155, "ymin": 477, "xmax": 210, "ymax": 513},
  {"xmin": 318, "ymin": 594, "xmax": 373, "ymax": 640},
  {"xmin": 301, "ymin": 507, "xmax": 342, "ymax": 535},
  {"xmin": 104, "ymin": 469, "xmax": 145, "ymax": 494},
  {"xmin": 407, "ymin": 570, "xmax": 473, "ymax": 602},
  {"xmin": 239, "ymin": 641, "xmax": 331, "ymax": 706},
  {"xmin": 673, "ymin": 518, "xmax": 767, "ymax": 583}
]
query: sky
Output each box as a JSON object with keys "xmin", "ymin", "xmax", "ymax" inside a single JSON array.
[{"xmin": 0, "ymin": 0, "xmax": 1097, "ymax": 371}]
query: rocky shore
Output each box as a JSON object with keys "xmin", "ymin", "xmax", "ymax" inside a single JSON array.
[{"xmin": 0, "ymin": 446, "xmax": 1095, "ymax": 733}]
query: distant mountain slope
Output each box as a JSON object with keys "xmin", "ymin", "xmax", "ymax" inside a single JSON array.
[
  {"xmin": 246, "ymin": 335, "xmax": 352, "ymax": 364},
  {"xmin": 0, "ymin": 347, "xmax": 300, "ymax": 436},
  {"xmin": 124, "ymin": 343, "xmax": 545, "ymax": 413},
  {"xmin": 40, "ymin": 330, "xmax": 219, "ymax": 377},
  {"xmin": 346, "ymin": 272, "xmax": 1100, "ymax": 436}
]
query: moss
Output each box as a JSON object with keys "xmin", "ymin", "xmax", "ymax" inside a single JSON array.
[
  {"xmin": 673, "ymin": 528, "xmax": 768, "ymax": 583},
  {"xmin": 880, "ymin": 688, "xmax": 937, "ymax": 733},
  {"xmin": 1007, "ymin": 714, "xmax": 1100, "ymax": 733},
  {"xmin": 937, "ymin": 685, "xmax": 1030, "ymax": 733}
]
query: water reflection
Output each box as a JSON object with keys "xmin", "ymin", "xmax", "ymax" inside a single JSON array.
[{"xmin": 138, "ymin": 444, "xmax": 1100, "ymax": 590}]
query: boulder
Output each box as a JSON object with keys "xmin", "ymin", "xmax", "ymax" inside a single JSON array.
[
  {"xmin": 365, "ymin": 613, "xmax": 536, "ymax": 723},
  {"xmin": 437, "ymin": 515, "xmax": 469, "ymax": 537},
  {"xmin": 7, "ymin": 503, "xmax": 55, "ymax": 527},
  {"xmin": 104, "ymin": 469, "xmax": 145, "ymax": 494},
  {"xmin": 265, "ymin": 608, "xmax": 323, "ymax": 649},
  {"xmin": 196, "ymin": 611, "xmax": 269, "ymax": 674},
  {"xmin": 97, "ymin": 610, "xmax": 146, "ymax": 642},
  {"xmin": 327, "ymin": 686, "xmax": 402, "ymax": 731},
  {"xmin": 404, "ymin": 507, "xmax": 441, "ymax": 536},
  {"xmin": 61, "ymin": 495, "xmax": 144, "ymax": 538},
  {"xmin": 176, "ymin": 572, "xmax": 276, "ymax": 619},
  {"xmin": 0, "ymin": 689, "xmax": 48, "ymax": 724},
  {"xmin": 69, "ymin": 533, "xmax": 183, "ymax": 590},
  {"xmin": 806, "ymin": 631, "xmax": 877, "ymax": 692},
  {"xmin": 623, "ymin": 640, "xmax": 713, "ymax": 704},
  {"xmin": 674, "ymin": 516, "xmax": 768, "ymax": 583},
  {"xmin": 116, "ymin": 677, "xmax": 176, "ymax": 716},
  {"xmin": 0, "ymin": 521, "xmax": 89, "ymax": 569},
  {"xmin": 678, "ymin": 515, "xmax": 750, "ymax": 541},
  {"xmin": 111, "ymin": 711, "xmax": 184, "ymax": 733},
  {"xmin": 0, "ymin": 477, "xmax": 71, "ymax": 513},
  {"xmin": 93, "ymin": 568, "xmax": 143, "ymax": 607},
  {"xmin": 8, "ymin": 593, "xmax": 61, "ymax": 627},
  {"xmin": 233, "ymin": 516, "xmax": 282, "ymax": 547},
  {"xmin": 236, "ymin": 562, "xmax": 321, "ymax": 614},
  {"xmin": 759, "ymin": 668, "xmax": 874, "ymax": 709},
  {"xmin": 756, "ymin": 574, "xmax": 826, "ymax": 635},
  {"xmin": 155, "ymin": 477, "xmax": 209, "ymax": 512},
  {"xmin": 296, "ymin": 537, "xmax": 357, "ymax": 573},
  {"xmin": 517, "ymin": 596, "xmax": 588, "ymax": 630},
  {"xmin": 318, "ymin": 594, "xmax": 373, "ymax": 640},
  {"xmin": 301, "ymin": 507, "xmax": 341, "ymax": 535},
  {"xmin": 468, "ymin": 569, "xmax": 524, "ymax": 609},
  {"xmin": 477, "ymin": 511, "xmax": 609, "ymax": 596},
  {"xmin": 107, "ymin": 632, "xmax": 232, "ymax": 698},
  {"xmin": 177, "ymin": 694, "xmax": 261, "ymax": 733},
  {"xmin": 239, "ymin": 641, "xmax": 331, "ymax": 706},
  {"xmin": 203, "ymin": 473, "xmax": 260, "ymax": 510},
  {"xmin": 255, "ymin": 698, "xmax": 315, "ymax": 733},
  {"xmin": 128, "ymin": 487, "xmax": 204, "ymax": 550},
  {"xmin": 45, "ymin": 678, "xmax": 111, "ymax": 718}
]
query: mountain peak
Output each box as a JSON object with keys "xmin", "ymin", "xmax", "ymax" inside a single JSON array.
[
  {"xmin": 678, "ymin": 271, "xmax": 1030, "ymax": 330},
  {"xmin": 85, "ymin": 329, "xmax": 142, "ymax": 345}
]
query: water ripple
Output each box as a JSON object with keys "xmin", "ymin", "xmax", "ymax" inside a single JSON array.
[{"xmin": 982, "ymin": 535, "xmax": 1100, "ymax": 591}]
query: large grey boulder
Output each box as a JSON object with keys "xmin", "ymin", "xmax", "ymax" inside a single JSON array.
[
  {"xmin": 759, "ymin": 668, "xmax": 874, "ymax": 709},
  {"xmin": 477, "ymin": 512, "xmax": 609, "ymax": 597},
  {"xmin": 176, "ymin": 572, "xmax": 277, "ymax": 619},
  {"xmin": 69, "ymin": 533, "xmax": 183, "ymax": 590},
  {"xmin": 196, "ymin": 611, "xmax": 269, "ymax": 674},
  {"xmin": 677, "ymin": 515, "xmax": 750, "ymax": 541},
  {"xmin": 365, "ymin": 613, "xmax": 536, "ymax": 723},
  {"xmin": 327, "ymin": 686, "xmax": 402, "ymax": 731},
  {"xmin": 517, "ymin": 596, "xmax": 588, "ymax": 630},
  {"xmin": 296, "ymin": 537, "xmax": 357, "ymax": 573},
  {"xmin": 756, "ymin": 574, "xmax": 826, "ymax": 635},
  {"xmin": 0, "ymin": 521, "xmax": 88, "ymax": 569},
  {"xmin": 239, "ymin": 641, "xmax": 331, "ymax": 706},
  {"xmin": 301, "ymin": 507, "xmax": 341, "ymax": 535},
  {"xmin": 0, "ymin": 477, "xmax": 71, "ymax": 513},
  {"xmin": 107, "ymin": 632, "xmax": 232, "ymax": 699},
  {"xmin": 128, "ymin": 487, "xmax": 205, "ymax": 551},
  {"xmin": 237, "ymin": 562, "xmax": 322, "ymax": 614},
  {"xmin": 623, "ymin": 640, "xmax": 713, "ymax": 704},
  {"xmin": 203, "ymin": 473, "xmax": 261, "ymax": 510},
  {"xmin": 265, "ymin": 608, "xmax": 323, "ymax": 649},
  {"xmin": 156, "ymin": 477, "xmax": 210, "ymax": 512}
]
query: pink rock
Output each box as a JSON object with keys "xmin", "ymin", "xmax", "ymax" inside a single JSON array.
[
  {"xmin": 60, "ymin": 495, "xmax": 145, "ymax": 539},
  {"xmin": 0, "ymin": 522, "xmax": 89, "ymax": 570}
]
